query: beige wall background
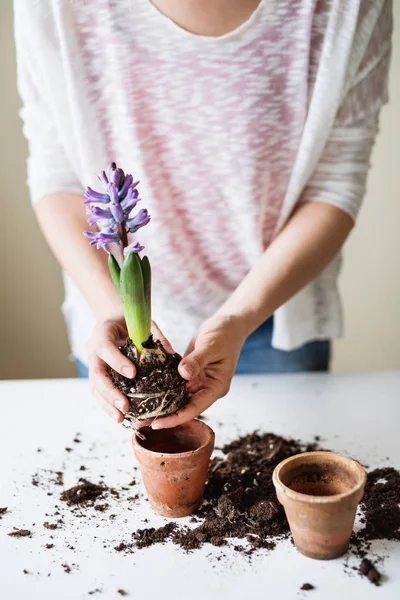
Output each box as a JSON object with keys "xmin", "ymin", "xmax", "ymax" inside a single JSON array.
[{"xmin": 0, "ymin": 2, "xmax": 399, "ymax": 380}]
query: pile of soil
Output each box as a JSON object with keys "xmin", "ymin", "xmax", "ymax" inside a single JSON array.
[
  {"xmin": 60, "ymin": 479, "xmax": 108, "ymax": 506},
  {"xmin": 126, "ymin": 432, "xmax": 318, "ymax": 553},
  {"xmin": 121, "ymin": 430, "xmax": 400, "ymax": 585},
  {"xmin": 133, "ymin": 523, "xmax": 177, "ymax": 549},
  {"xmin": 358, "ymin": 468, "xmax": 400, "ymax": 542},
  {"xmin": 108, "ymin": 337, "xmax": 189, "ymax": 422},
  {"xmin": 8, "ymin": 529, "xmax": 32, "ymax": 537},
  {"xmin": 300, "ymin": 583, "xmax": 315, "ymax": 591},
  {"xmin": 6, "ymin": 429, "xmax": 399, "ymax": 590},
  {"xmin": 359, "ymin": 558, "xmax": 381, "ymax": 585},
  {"xmin": 350, "ymin": 466, "xmax": 400, "ymax": 567}
]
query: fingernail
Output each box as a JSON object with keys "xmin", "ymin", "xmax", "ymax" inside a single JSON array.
[
  {"xmin": 152, "ymin": 422, "xmax": 162, "ymax": 430},
  {"xmin": 181, "ymin": 363, "xmax": 193, "ymax": 378},
  {"xmin": 115, "ymin": 399, "xmax": 126, "ymax": 412},
  {"xmin": 121, "ymin": 365, "xmax": 134, "ymax": 378},
  {"xmin": 112, "ymin": 412, "xmax": 120, "ymax": 423}
]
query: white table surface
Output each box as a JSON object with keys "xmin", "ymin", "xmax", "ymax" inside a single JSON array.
[{"xmin": 0, "ymin": 372, "xmax": 399, "ymax": 600}]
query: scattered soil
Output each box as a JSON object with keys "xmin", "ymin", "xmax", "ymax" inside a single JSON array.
[
  {"xmin": 169, "ymin": 432, "xmax": 317, "ymax": 554},
  {"xmin": 8, "ymin": 529, "xmax": 32, "ymax": 537},
  {"xmin": 0, "ymin": 507, "xmax": 8, "ymax": 518},
  {"xmin": 60, "ymin": 480, "xmax": 107, "ymax": 506},
  {"xmin": 359, "ymin": 558, "xmax": 381, "ymax": 585},
  {"xmin": 117, "ymin": 591, "xmax": 128, "ymax": 597},
  {"xmin": 114, "ymin": 543, "xmax": 127, "ymax": 552},
  {"xmin": 350, "ymin": 466, "xmax": 400, "ymax": 578},
  {"xmin": 119, "ymin": 431, "xmax": 400, "ymax": 577},
  {"xmin": 94, "ymin": 504, "xmax": 109, "ymax": 512},
  {"xmin": 43, "ymin": 522, "xmax": 59, "ymax": 530},
  {"xmin": 301, "ymin": 583, "xmax": 315, "ymax": 591},
  {"xmin": 133, "ymin": 523, "xmax": 177, "ymax": 549},
  {"xmin": 8, "ymin": 427, "xmax": 400, "ymax": 590},
  {"xmin": 108, "ymin": 337, "xmax": 189, "ymax": 422},
  {"xmin": 54, "ymin": 472, "xmax": 64, "ymax": 486},
  {"xmin": 358, "ymin": 468, "xmax": 400, "ymax": 542}
]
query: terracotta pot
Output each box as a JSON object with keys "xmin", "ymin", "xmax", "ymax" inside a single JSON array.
[
  {"xmin": 273, "ymin": 451, "xmax": 366, "ymax": 560},
  {"xmin": 132, "ymin": 419, "xmax": 215, "ymax": 518}
]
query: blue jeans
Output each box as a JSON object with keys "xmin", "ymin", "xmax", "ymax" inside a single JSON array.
[{"xmin": 75, "ymin": 317, "xmax": 329, "ymax": 378}]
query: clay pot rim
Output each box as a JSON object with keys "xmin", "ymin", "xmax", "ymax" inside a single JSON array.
[
  {"xmin": 132, "ymin": 418, "xmax": 215, "ymax": 459},
  {"xmin": 272, "ymin": 451, "xmax": 366, "ymax": 505}
]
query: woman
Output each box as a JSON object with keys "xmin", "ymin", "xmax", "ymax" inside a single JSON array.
[{"xmin": 14, "ymin": 0, "xmax": 392, "ymax": 428}]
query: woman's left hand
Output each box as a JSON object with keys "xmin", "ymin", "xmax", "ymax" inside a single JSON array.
[{"xmin": 151, "ymin": 314, "xmax": 247, "ymax": 429}]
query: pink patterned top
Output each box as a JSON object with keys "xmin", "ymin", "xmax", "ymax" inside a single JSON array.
[{"xmin": 14, "ymin": 0, "xmax": 392, "ymax": 362}]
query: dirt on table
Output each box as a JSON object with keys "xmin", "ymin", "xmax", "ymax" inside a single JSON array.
[
  {"xmin": 133, "ymin": 523, "xmax": 177, "ymax": 549},
  {"xmin": 125, "ymin": 432, "xmax": 318, "ymax": 554},
  {"xmin": 350, "ymin": 466, "xmax": 400, "ymax": 577},
  {"xmin": 8, "ymin": 529, "xmax": 32, "ymax": 537},
  {"xmin": 358, "ymin": 468, "xmax": 400, "ymax": 542},
  {"xmin": 117, "ymin": 430, "xmax": 400, "ymax": 582},
  {"xmin": 60, "ymin": 479, "xmax": 107, "ymax": 506},
  {"xmin": 17, "ymin": 428, "xmax": 400, "ymax": 590},
  {"xmin": 359, "ymin": 558, "xmax": 381, "ymax": 585},
  {"xmin": 301, "ymin": 583, "xmax": 315, "ymax": 591}
]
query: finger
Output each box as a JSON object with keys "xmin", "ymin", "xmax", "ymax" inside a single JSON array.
[
  {"xmin": 151, "ymin": 321, "xmax": 174, "ymax": 354},
  {"xmin": 151, "ymin": 388, "xmax": 218, "ymax": 430},
  {"xmin": 89, "ymin": 355, "xmax": 129, "ymax": 413},
  {"xmin": 178, "ymin": 349, "xmax": 204, "ymax": 381},
  {"xmin": 93, "ymin": 390, "xmax": 125, "ymax": 423},
  {"xmin": 96, "ymin": 338, "xmax": 136, "ymax": 379}
]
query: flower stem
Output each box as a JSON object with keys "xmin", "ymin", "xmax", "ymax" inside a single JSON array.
[{"xmin": 117, "ymin": 222, "xmax": 128, "ymax": 249}]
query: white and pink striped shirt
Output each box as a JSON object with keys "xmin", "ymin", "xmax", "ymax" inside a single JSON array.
[{"xmin": 14, "ymin": 0, "xmax": 392, "ymax": 363}]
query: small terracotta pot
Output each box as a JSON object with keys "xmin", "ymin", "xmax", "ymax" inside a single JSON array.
[
  {"xmin": 132, "ymin": 419, "xmax": 215, "ymax": 518},
  {"xmin": 273, "ymin": 451, "xmax": 366, "ymax": 560}
]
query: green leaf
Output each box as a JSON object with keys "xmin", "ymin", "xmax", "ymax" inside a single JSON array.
[
  {"xmin": 141, "ymin": 256, "xmax": 152, "ymax": 335},
  {"xmin": 108, "ymin": 254, "xmax": 121, "ymax": 294},
  {"xmin": 119, "ymin": 252, "xmax": 150, "ymax": 352}
]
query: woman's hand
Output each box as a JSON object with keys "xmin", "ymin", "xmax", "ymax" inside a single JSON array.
[
  {"xmin": 152, "ymin": 314, "xmax": 248, "ymax": 430},
  {"xmin": 87, "ymin": 318, "xmax": 173, "ymax": 423}
]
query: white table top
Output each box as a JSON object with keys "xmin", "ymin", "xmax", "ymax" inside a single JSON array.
[{"xmin": 1, "ymin": 372, "xmax": 399, "ymax": 600}]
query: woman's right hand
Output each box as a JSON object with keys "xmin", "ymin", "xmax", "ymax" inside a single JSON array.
[
  {"xmin": 86, "ymin": 318, "xmax": 175, "ymax": 424},
  {"xmin": 86, "ymin": 317, "xmax": 135, "ymax": 423}
]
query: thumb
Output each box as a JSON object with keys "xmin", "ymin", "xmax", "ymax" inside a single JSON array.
[{"xmin": 179, "ymin": 350, "xmax": 204, "ymax": 381}]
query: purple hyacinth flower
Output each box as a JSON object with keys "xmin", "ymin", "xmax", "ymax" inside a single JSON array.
[
  {"xmin": 121, "ymin": 194, "xmax": 140, "ymax": 218},
  {"xmin": 112, "ymin": 168, "xmax": 125, "ymax": 189},
  {"xmin": 110, "ymin": 202, "xmax": 124, "ymax": 223},
  {"xmin": 96, "ymin": 170, "xmax": 109, "ymax": 189},
  {"xmin": 84, "ymin": 186, "xmax": 110, "ymax": 204},
  {"xmin": 106, "ymin": 182, "xmax": 124, "ymax": 222},
  {"xmin": 86, "ymin": 206, "xmax": 113, "ymax": 227},
  {"xmin": 84, "ymin": 163, "xmax": 150, "ymax": 255},
  {"xmin": 107, "ymin": 182, "xmax": 119, "ymax": 203},
  {"xmin": 124, "ymin": 241, "xmax": 145, "ymax": 256},
  {"xmin": 83, "ymin": 231, "xmax": 120, "ymax": 253},
  {"xmin": 127, "ymin": 208, "xmax": 151, "ymax": 233},
  {"xmin": 118, "ymin": 174, "xmax": 134, "ymax": 199},
  {"xmin": 107, "ymin": 162, "xmax": 117, "ymax": 178}
]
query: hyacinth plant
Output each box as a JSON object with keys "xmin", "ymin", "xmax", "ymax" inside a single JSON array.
[{"xmin": 84, "ymin": 162, "xmax": 188, "ymax": 425}]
